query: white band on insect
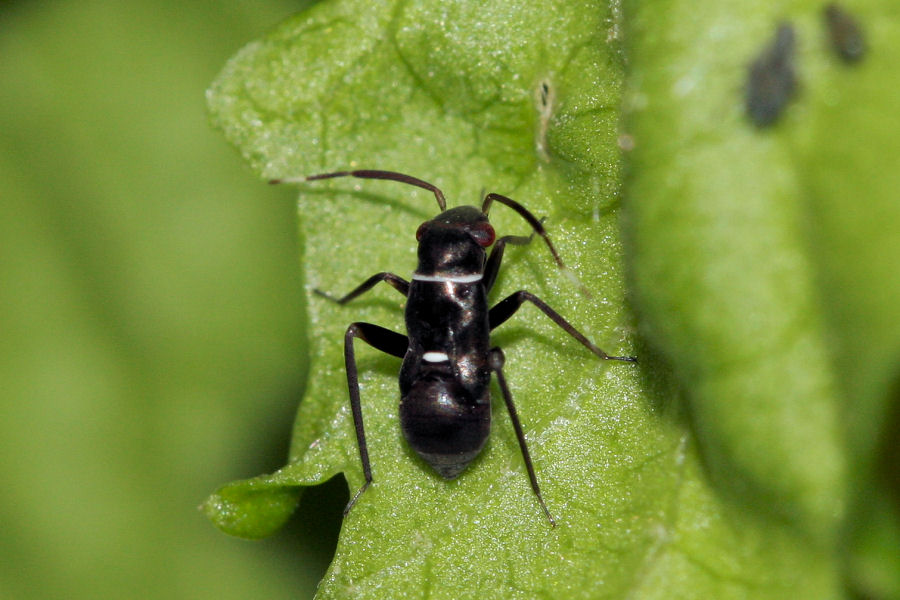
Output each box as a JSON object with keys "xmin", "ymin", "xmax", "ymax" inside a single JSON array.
[
  {"xmin": 411, "ymin": 272, "xmax": 483, "ymax": 283},
  {"xmin": 422, "ymin": 351, "xmax": 450, "ymax": 363}
]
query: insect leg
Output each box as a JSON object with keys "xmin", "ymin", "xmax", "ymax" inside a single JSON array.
[
  {"xmin": 489, "ymin": 291, "xmax": 637, "ymax": 362},
  {"xmin": 315, "ymin": 272, "xmax": 409, "ymax": 304},
  {"xmin": 483, "ymin": 218, "xmax": 545, "ymax": 293},
  {"xmin": 489, "ymin": 347, "xmax": 556, "ymax": 527},
  {"xmin": 343, "ymin": 322, "xmax": 409, "ymax": 515}
]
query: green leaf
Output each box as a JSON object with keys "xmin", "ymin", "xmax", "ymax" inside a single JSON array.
[
  {"xmin": 622, "ymin": 0, "xmax": 900, "ymax": 597},
  {"xmin": 204, "ymin": 0, "xmax": 899, "ymax": 597},
  {"xmin": 623, "ymin": 6, "xmax": 847, "ymax": 539},
  {"xmin": 203, "ymin": 476, "xmax": 302, "ymax": 540}
]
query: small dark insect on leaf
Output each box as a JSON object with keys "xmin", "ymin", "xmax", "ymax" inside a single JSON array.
[
  {"xmin": 824, "ymin": 3, "xmax": 867, "ymax": 63},
  {"xmin": 745, "ymin": 23, "xmax": 798, "ymax": 128},
  {"xmin": 272, "ymin": 170, "xmax": 637, "ymax": 527}
]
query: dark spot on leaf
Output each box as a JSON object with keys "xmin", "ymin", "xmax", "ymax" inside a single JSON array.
[
  {"xmin": 535, "ymin": 78, "xmax": 554, "ymax": 162},
  {"xmin": 824, "ymin": 3, "xmax": 867, "ymax": 63},
  {"xmin": 745, "ymin": 23, "xmax": 798, "ymax": 128}
]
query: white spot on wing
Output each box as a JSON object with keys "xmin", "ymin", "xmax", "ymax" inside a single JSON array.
[{"xmin": 422, "ymin": 351, "xmax": 450, "ymax": 363}]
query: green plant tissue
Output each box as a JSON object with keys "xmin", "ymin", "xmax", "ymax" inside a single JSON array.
[{"xmin": 204, "ymin": 0, "xmax": 900, "ymax": 598}]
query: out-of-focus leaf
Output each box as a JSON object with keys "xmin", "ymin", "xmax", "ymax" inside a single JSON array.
[{"xmin": 622, "ymin": 0, "xmax": 900, "ymax": 597}]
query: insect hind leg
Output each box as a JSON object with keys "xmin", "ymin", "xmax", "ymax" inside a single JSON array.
[
  {"xmin": 342, "ymin": 322, "xmax": 408, "ymax": 516},
  {"xmin": 489, "ymin": 347, "xmax": 556, "ymax": 527}
]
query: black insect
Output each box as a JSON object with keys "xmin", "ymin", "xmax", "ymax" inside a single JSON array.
[
  {"xmin": 273, "ymin": 170, "xmax": 636, "ymax": 526},
  {"xmin": 746, "ymin": 23, "xmax": 798, "ymax": 127},
  {"xmin": 824, "ymin": 3, "xmax": 866, "ymax": 63}
]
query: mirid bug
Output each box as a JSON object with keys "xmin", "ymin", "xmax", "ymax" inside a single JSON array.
[{"xmin": 272, "ymin": 170, "xmax": 636, "ymax": 526}]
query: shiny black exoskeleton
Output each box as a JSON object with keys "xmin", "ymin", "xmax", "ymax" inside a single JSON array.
[{"xmin": 274, "ymin": 169, "xmax": 637, "ymax": 526}]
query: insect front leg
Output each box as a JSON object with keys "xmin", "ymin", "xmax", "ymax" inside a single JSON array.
[
  {"xmin": 489, "ymin": 291, "xmax": 637, "ymax": 362},
  {"xmin": 488, "ymin": 347, "xmax": 556, "ymax": 527},
  {"xmin": 315, "ymin": 272, "xmax": 409, "ymax": 304},
  {"xmin": 342, "ymin": 322, "xmax": 409, "ymax": 515},
  {"xmin": 482, "ymin": 218, "xmax": 546, "ymax": 293}
]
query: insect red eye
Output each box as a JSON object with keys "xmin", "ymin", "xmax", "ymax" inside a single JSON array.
[{"xmin": 471, "ymin": 223, "xmax": 495, "ymax": 247}]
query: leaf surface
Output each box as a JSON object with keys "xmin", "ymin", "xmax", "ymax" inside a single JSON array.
[{"xmin": 205, "ymin": 0, "xmax": 900, "ymax": 597}]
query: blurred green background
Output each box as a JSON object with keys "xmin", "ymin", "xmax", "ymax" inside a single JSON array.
[{"xmin": 0, "ymin": 2, "xmax": 342, "ymax": 598}]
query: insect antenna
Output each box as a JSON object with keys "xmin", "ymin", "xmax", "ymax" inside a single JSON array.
[
  {"xmin": 482, "ymin": 192, "xmax": 592, "ymax": 297},
  {"xmin": 270, "ymin": 170, "xmax": 447, "ymax": 212}
]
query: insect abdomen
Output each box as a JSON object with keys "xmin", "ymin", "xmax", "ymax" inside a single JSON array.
[{"xmin": 400, "ymin": 377, "xmax": 491, "ymax": 479}]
